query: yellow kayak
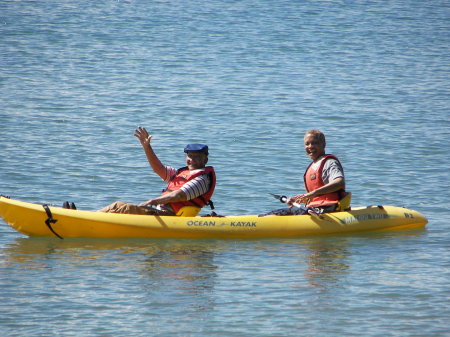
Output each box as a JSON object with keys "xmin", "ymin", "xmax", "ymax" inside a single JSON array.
[{"xmin": 0, "ymin": 196, "xmax": 427, "ymax": 239}]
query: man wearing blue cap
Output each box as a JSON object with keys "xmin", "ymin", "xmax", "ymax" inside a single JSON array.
[{"xmin": 99, "ymin": 127, "xmax": 216, "ymax": 216}]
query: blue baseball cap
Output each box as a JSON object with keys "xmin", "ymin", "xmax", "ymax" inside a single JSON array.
[{"xmin": 184, "ymin": 143, "xmax": 209, "ymax": 155}]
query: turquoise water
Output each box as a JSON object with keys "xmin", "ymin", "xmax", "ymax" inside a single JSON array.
[{"xmin": 1, "ymin": 0, "xmax": 449, "ymax": 336}]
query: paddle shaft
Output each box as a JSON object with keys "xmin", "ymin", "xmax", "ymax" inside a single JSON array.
[{"xmin": 269, "ymin": 193, "xmax": 302, "ymax": 208}]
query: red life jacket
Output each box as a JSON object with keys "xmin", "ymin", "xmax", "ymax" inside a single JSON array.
[
  {"xmin": 163, "ymin": 166, "xmax": 216, "ymax": 213},
  {"xmin": 303, "ymin": 155, "xmax": 345, "ymax": 208}
]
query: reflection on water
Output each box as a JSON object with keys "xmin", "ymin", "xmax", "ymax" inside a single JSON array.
[
  {"xmin": 143, "ymin": 248, "xmax": 217, "ymax": 285},
  {"xmin": 1, "ymin": 237, "xmax": 220, "ymax": 316},
  {"xmin": 302, "ymin": 238, "xmax": 351, "ymax": 290},
  {"xmin": 294, "ymin": 228, "xmax": 427, "ymax": 292},
  {"xmin": 2, "ymin": 230, "xmax": 426, "ymax": 288},
  {"xmin": 142, "ymin": 247, "xmax": 218, "ymax": 313},
  {"xmin": 0, "ymin": 228, "xmax": 433, "ymax": 336}
]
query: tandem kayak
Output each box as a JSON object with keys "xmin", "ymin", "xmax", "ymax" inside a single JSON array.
[{"xmin": 0, "ymin": 196, "xmax": 427, "ymax": 239}]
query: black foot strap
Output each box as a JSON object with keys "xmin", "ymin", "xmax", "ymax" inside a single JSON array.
[{"xmin": 42, "ymin": 204, "xmax": 63, "ymax": 239}]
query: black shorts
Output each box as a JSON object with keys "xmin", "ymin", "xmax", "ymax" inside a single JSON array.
[{"xmin": 259, "ymin": 204, "xmax": 337, "ymax": 217}]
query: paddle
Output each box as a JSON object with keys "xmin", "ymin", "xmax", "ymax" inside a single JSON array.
[
  {"xmin": 269, "ymin": 193, "xmax": 302, "ymax": 208},
  {"xmin": 269, "ymin": 193, "xmax": 325, "ymax": 218}
]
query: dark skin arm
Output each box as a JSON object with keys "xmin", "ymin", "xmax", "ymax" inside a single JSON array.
[
  {"xmin": 134, "ymin": 126, "xmax": 189, "ymax": 207},
  {"xmin": 134, "ymin": 126, "xmax": 167, "ymax": 179},
  {"xmin": 288, "ymin": 177, "xmax": 345, "ymax": 206},
  {"xmin": 138, "ymin": 189, "xmax": 188, "ymax": 207}
]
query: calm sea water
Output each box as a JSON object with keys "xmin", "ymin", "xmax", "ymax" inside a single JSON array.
[{"xmin": 1, "ymin": 0, "xmax": 449, "ymax": 336}]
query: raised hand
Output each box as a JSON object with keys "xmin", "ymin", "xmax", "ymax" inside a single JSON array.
[{"xmin": 134, "ymin": 126, "xmax": 152, "ymax": 147}]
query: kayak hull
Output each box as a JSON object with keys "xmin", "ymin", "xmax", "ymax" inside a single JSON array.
[{"xmin": 0, "ymin": 197, "xmax": 428, "ymax": 239}]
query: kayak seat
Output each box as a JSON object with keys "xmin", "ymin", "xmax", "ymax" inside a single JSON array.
[
  {"xmin": 337, "ymin": 192, "xmax": 352, "ymax": 211},
  {"xmin": 176, "ymin": 206, "xmax": 201, "ymax": 217}
]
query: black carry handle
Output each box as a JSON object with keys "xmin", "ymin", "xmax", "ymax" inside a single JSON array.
[{"xmin": 42, "ymin": 204, "xmax": 63, "ymax": 239}]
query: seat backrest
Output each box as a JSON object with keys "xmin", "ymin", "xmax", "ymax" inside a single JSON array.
[
  {"xmin": 337, "ymin": 192, "xmax": 352, "ymax": 211},
  {"xmin": 176, "ymin": 206, "xmax": 201, "ymax": 217}
]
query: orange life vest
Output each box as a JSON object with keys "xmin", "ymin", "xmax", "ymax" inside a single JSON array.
[
  {"xmin": 163, "ymin": 166, "xmax": 216, "ymax": 213},
  {"xmin": 303, "ymin": 155, "xmax": 345, "ymax": 208}
]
